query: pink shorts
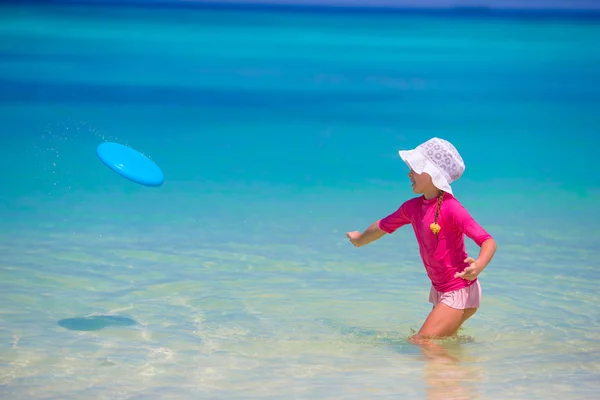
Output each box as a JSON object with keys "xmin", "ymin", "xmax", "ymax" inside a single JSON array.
[{"xmin": 429, "ymin": 280, "xmax": 482, "ymax": 309}]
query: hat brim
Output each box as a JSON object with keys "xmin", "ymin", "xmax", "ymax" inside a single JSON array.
[{"xmin": 399, "ymin": 149, "xmax": 453, "ymax": 194}]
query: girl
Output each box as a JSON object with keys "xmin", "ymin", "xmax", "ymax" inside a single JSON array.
[{"xmin": 346, "ymin": 137, "xmax": 497, "ymax": 342}]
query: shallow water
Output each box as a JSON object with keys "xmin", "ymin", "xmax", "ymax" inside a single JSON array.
[{"xmin": 1, "ymin": 3, "xmax": 599, "ymax": 399}]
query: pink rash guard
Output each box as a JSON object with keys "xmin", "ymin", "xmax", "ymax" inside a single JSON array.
[{"xmin": 378, "ymin": 193, "xmax": 493, "ymax": 292}]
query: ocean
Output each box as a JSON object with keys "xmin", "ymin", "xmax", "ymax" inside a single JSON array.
[{"xmin": 1, "ymin": 2, "xmax": 599, "ymax": 399}]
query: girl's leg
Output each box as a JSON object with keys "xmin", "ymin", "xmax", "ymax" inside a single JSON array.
[
  {"xmin": 409, "ymin": 304, "xmax": 478, "ymax": 362},
  {"xmin": 415, "ymin": 303, "xmax": 477, "ymax": 339}
]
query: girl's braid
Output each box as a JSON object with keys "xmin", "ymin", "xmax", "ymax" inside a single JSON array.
[{"xmin": 431, "ymin": 191, "xmax": 444, "ymax": 251}]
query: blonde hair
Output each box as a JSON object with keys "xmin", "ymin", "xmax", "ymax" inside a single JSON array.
[
  {"xmin": 434, "ymin": 191, "xmax": 444, "ymax": 230},
  {"xmin": 430, "ymin": 191, "xmax": 444, "ymax": 251}
]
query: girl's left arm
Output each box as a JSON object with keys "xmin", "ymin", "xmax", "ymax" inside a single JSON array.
[
  {"xmin": 448, "ymin": 202, "xmax": 498, "ymax": 278},
  {"xmin": 475, "ymin": 238, "xmax": 497, "ymax": 271},
  {"xmin": 456, "ymin": 238, "xmax": 496, "ymax": 280}
]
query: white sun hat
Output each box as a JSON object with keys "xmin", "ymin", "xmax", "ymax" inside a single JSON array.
[{"xmin": 398, "ymin": 137, "xmax": 465, "ymax": 195}]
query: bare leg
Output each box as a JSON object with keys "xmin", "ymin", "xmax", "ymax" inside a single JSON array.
[
  {"xmin": 409, "ymin": 303, "xmax": 478, "ymax": 362},
  {"xmin": 407, "ymin": 305, "xmax": 481, "ymax": 399},
  {"xmin": 417, "ymin": 303, "xmax": 477, "ymax": 339}
]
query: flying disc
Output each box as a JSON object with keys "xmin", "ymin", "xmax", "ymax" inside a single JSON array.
[{"xmin": 96, "ymin": 142, "xmax": 164, "ymax": 187}]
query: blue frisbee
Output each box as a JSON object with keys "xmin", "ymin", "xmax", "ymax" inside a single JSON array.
[{"xmin": 96, "ymin": 142, "xmax": 164, "ymax": 187}]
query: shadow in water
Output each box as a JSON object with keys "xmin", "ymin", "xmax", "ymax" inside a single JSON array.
[{"xmin": 58, "ymin": 315, "xmax": 137, "ymax": 331}]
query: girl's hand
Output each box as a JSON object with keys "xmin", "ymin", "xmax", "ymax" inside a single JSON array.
[
  {"xmin": 454, "ymin": 257, "xmax": 481, "ymax": 280},
  {"xmin": 346, "ymin": 231, "xmax": 362, "ymax": 247}
]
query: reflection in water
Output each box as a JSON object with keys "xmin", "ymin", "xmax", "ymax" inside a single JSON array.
[
  {"xmin": 416, "ymin": 337, "xmax": 484, "ymax": 400},
  {"xmin": 319, "ymin": 319, "xmax": 484, "ymax": 399}
]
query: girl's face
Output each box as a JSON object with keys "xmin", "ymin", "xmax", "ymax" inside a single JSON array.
[{"xmin": 408, "ymin": 168, "xmax": 435, "ymax": 195}]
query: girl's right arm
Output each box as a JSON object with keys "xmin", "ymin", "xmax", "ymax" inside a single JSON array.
[
  {"xmin": 346, "ymin": 220, "xmax": 387, "ymax": 247},
  {"xmin": 347, "ymin": 200, "xmax": 414, "ymax": 247}
]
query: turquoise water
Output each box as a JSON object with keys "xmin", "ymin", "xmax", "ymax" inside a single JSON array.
[{"xmin": 1, "ymin": 3, "xmax": 600, "ymax": 399}]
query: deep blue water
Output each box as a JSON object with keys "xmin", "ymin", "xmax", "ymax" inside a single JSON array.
[{"xmin": 0, "ymin": 3, "xmax": 599, "ymax": 399}]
